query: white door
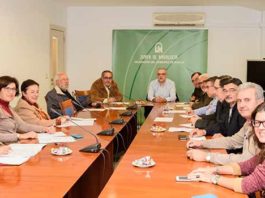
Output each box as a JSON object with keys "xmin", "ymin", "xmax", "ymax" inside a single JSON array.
[{"xmin": 50, "ymin": 26, "xmax": 65, "ymax": 88}]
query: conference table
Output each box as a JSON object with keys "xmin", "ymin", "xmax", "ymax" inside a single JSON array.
[
  {"xmin": 0, "ymin": 107, "xmax": 137, "ymax": 198},
  {"xmin": 0, "ymin": 102, "xmax": 247, "ymax": 198},
  {"xmin": 100, "ymin": 103, "xmax": 247, "ymax": 198}
]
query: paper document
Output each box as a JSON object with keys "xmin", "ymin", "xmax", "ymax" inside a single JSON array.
[
  {"xmin": 163, "ymin": 110, "xmax": 186, "ymax": 114},
  {"xmin": 179, "ymin": 123, "xmax": 193, "ymax": 128},
  {"xmin": 191, "ymin": 136, "xmax": 206, "ymax": 141},
  {"xmin": 179, "ymin": 114, "xmax": 193, "ymax": 118},
  {"xmin": 154, "ymin": 117, "xmax": 174, "ymax": 122},
  {"xmin": 0, "ymin": 144, "xmax": 46, "ymax": 165},
  {"xmin": 57, "ymin": 119, "xmax": 94, "ymax": 127},
  {"xmin": 38, "ymin": 132, "xmax": 76, "ymax": 144},
  {"xmin": 87, "ymin": 108, "xmax": 106, "ymax": 112},
  {"xmin": 108, "ymin": 107, "xmax": 127, "ymax": 110},
  {"xmin": 71, "ymin": 117, "xmax": 96, "ymax": 121},
  {"xmin": 110, "ymin": 102, "xmax": 130, "ymax": 105},
  {"xmin": 168, "ymin": 127, "xmax": 193, "ymax": 133}
]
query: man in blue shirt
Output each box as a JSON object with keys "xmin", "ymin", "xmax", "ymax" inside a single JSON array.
[{"xmin": 147, "ymin": 68, "xmax": 176, "ymax": 103}]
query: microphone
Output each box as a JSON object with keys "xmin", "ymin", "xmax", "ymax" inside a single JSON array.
[
  {"xmin": 50, "ymin": 108, "xmax": 101, "ymax": 153},
  {"xmin": 72, "ymin": 100, "xmax": 115, "ymax": 136}
]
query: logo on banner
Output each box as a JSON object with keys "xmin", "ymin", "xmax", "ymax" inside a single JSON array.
[{"xmin": 155, "ymin": 42, "xmax": 163, "ymax": 53}]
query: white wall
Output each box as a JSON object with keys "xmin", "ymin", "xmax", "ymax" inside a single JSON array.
[
  {"xmin": 66, "ymin": 6, "xmax": 263, "ymax": 91},
  {"xmin": 0, "ymin": 0, "xmax": 66, "ymax": 108}
]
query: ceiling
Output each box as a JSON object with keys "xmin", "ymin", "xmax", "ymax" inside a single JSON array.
[{"xmin": 55, "ymin": 0, "xmax": 265, "ymax": 10}]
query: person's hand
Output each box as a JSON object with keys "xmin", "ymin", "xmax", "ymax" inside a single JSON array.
[
  {"xmin": 18, "ymin": 132, "xmax": 37, "ymax": 140},
  {"xmin": 186, "ymin": 149, "xmax": 208, "ymax": 162},
  {"xmin": 108, "ymin": 97, "xmax": 117, "ymax": 103},
  {"xmin": 154, "ymin": 96, "xmax": 166, "ymax": 103},
  {"xmin": 190, "ymin": 166, "xmax": 216, "ymax": 175},
  {"xmin": 45, "ymin": 126, "xmax": 56, "ymax": 134},
  {"xmin": 189, "ymin": 115, "xmax": 201, "ymax": 125},
  {"xmin": 0, "ymin": 145, "xmax": 11, "ymax": 155},
  {"xmin": 186, "ymin": 140, "xmax": 204, "ymax": 149},
  {"xmin": 188, "ymin": 171, "xmax": 214, "ymax": 183},
  {"xmin": 212, "ymin": 133, "xmax": 224, "ymax": 139},
  {"xmin": 189, "ymin": 128, "xmax": 206, "ymax": 137}
]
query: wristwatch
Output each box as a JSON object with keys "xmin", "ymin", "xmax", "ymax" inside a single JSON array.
[
  {"xmin": 206, "ymin": 152, "xmax": 211, "ymax": 162},
  {"xmin": 211, "ymin": 175, "xmax": 220, "ymax": 185}
]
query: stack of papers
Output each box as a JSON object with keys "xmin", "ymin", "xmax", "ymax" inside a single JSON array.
[
  {"xmin": 57, "ymin": 118, "xmax": 95, "ymax": 127},
  {"xmin": 108, "ymin": 107, "xmax": 127, "ymax": 110},
  {"xmin": 87, "ymin": 108, "xmax": 106, "ymax": 112},
  {"xmin": 163, "ymin": 110, "xmax": 186, "ymax": 114},
  {"xmin": 38, "ymin": 132, "xmax": 76, "ymax": 144},
  {"xmin": 0, "ymin": 144, "xmax": 46, "ymax": 165},
  {"xmin": 179, "ymin": 114, "xmax": 193, "ymax": 118},
  {"xmin": 179, "ymin": 123, "xmax": 193, "ymax": 128},
  {"xmin": 168, "ymin": 127, "xmax": 193, "ymax": 133},
  {"xmin": 154, "ymin": 117, "xmax": 174, "ymax": 122}
]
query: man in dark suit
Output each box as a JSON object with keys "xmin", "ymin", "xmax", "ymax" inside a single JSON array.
[{"xmin": 192, "ymin": 77, "xmax": 245, "ymax": 138}]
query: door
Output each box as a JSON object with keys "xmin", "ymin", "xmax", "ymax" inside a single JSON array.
[{"xmin": 50, "ymin": 26, "xmax": 65, "ymax": 88}]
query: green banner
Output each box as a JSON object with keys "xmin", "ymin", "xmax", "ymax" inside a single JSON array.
[{"xmin": 112, "ymin": 29, "xmax": 208, "ymax": 101}]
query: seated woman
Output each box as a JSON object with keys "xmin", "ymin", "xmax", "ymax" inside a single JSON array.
[
  {"xmin": 15, "ymin": 79, "xmax": 66, "ymax": 127},
  {"xmin": 0, "ymin": 76, "xmax": 53, "ymax": 143},
  {"xmin": 188, "ymin": 101, "xmax": 265, "ymax": 195}
]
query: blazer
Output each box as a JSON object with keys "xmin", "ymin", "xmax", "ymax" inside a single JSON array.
[
  {"xmin": 0, "ymin": 107, "xmax": 46, "ymax": 143},
  {"xmin": 45, "ymin": 86, "xmax": 82, "ymax": 119},
  {"xmin": 90, "ymin": 78, "xmax": 122, "ymax": 102},
  {"xmin": 15, "ymin": 98, "xmax": 54, "ymax": 127}
]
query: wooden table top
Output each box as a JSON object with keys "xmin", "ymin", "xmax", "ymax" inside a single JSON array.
[
  {"xmin": 0, "ymin": 108, "xmax": 135, "ymax": 198},
  {"xmin": 100, "ymin": 103, "xmax": 247, "ymax": 198}
]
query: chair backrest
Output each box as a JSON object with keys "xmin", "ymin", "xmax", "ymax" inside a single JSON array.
[
  {"xmin": 60, "ymin": 99, "xmax": 75, "ymax": 116},
  {"xmin": 74, "ymin": 90, "xmax": 96, "ymax": 108}
]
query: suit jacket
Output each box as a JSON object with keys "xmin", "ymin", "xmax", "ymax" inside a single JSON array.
[
  {"xmin": 45, "ymin": 86, "xmax": 82, "ymax": 119},
  {"xmin": 191, "ymin": 93, "xmax": 212, "ymax": 110},
  {"xmin": 90, "ymin": 78, "xmax": 122, "ymax": 102},
  {"xmin": 195, "ymin": 101, "xmax": 229, "ymax": 133},
  {"xmin": 0, "ymin": 107, "xmax": 45, "ymax": 143},
  {"xmin": 15, "ymin": 98, "xmax": 54, "ymax": 127}
]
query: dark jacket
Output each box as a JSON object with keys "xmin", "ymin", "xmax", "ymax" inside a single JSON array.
[
  {"xmin": 191, "ymin": 88, "xmax": 203, "ymax": 102},
  {"xmin": 195, "ymin": 101, "xmax": 228, "ymax": 133},
  {"xmin": 45, "ymin": 86, "xmax": 82, "ymax": 119},
  {"xmin": 191, "ymin": 93, "xmax": 212, "ymax": 110}
]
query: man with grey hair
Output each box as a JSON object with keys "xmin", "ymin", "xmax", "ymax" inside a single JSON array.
[
  {"xmin": 45, "ymin": 72, "xmax": 82, "ymax": 118},
  {"xmin": 147, "ymin": 68, "xmax": 176, "ymax": 103},
  {"xmin": 186, "ymin": 82, "xmax": 264, "ymax": 165}
]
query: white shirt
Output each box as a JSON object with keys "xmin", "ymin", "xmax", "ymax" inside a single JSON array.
[{"xmin": 147, "ymin": 79, "xmax": 176, "ymax": 102}]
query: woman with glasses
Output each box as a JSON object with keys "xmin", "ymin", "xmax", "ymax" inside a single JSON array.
[
  {"xmin": 0, "ymin": 76, "xmax": 54, "ymax": 143},
  {"xmin": 187, "ymin": 101, "xmax": 265, "ymax": 195},
  {"xmin": 15, "ymin": 79, "xmax": 67, "ymax": 127}
]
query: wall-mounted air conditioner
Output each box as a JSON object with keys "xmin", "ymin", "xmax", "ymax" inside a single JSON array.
[{"xmin": 153, "ymin": 12, "xmax": 205, "ymax": 26}]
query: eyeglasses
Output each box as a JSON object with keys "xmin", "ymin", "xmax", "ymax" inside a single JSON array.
[
  {"xmin": 103, "ymin": 77, "xmax": 112, "ymax": 80},
  {"xmin": 251, "ymin": 120, "xmax": 265, "ymax": 128},
  {"xmin": 223, "ymin": 88, "xmax": 237, "ymax": 93},
  {"xmin": 157, "ymin": 73, "xmax": 166, "ymax": 76},
  {"xmin": 3, "ymin": 87, "xmax": 17, "ymax": 92}
]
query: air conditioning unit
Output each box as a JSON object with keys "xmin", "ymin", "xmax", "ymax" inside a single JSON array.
[{"xmin": 153, "ymin": 12, "xmax": 205, "ymax": 26}]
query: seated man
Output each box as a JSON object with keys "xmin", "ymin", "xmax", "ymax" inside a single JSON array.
[
  {"xmin": 192, "ymin": 77, "xmax": 245, "ymax": 138},
  {"xmin": 191, "ymin": 73, "xmax": 213, "ymax": 109},
  {"xmin": 190, "ymin": 72, "xmax": 203, "ymax": 102},
  {"xmin": 192, "ymin": 76, "xmax": 218, "ymax": 117},
  {"xmin": 186, "ymin": 82, "xmax": 264, "ymax": 165},
  {"xmin": 45, "ymin": 72, "xmax": 82, "ymax": 119},
  {"xmin": 147, "ymin": 68, "xmax": 176, "ymax": 103},
  {"xmin": 90, "ymin": 70, "xmax": 122, "ymax": 103}
]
